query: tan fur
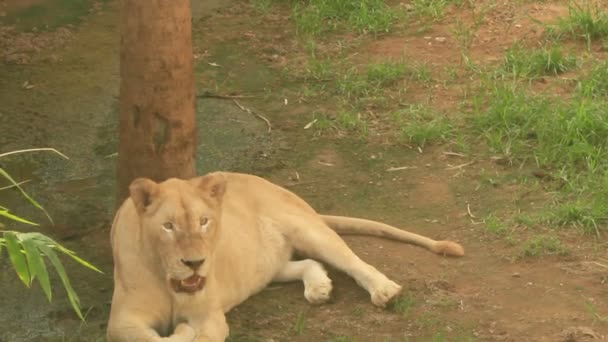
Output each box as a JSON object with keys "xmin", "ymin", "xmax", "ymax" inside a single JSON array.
[{"xmin": 107, "ymin": 172, "xmax": 464, "ymax": 342}]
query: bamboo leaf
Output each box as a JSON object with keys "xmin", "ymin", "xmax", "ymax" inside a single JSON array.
[
  {"xmin": 4, "ymin": 232, "xmax": 31, "ymax": 286},
  {"xmin": 25, "ymin": 233, "xmax": 102, "ymax": 273},
  {"xmin": 21, "ymin": 238, "xmax": 52, "ymax": 302},
  {"xmin": 39, "ymin": 244, "xmax": 84, "ymax": 320},
  {"xmin": 0, "ymin": 167, "xmax": 53, "ymax": 224},
  {"xmin": 0, "ymin": 207, "xmax": 39, "ymax": 225}
]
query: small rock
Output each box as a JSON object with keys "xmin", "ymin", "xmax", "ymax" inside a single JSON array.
[{"xmin": 512, "ymin": 272, "xmax": 521, "ymax": 278}]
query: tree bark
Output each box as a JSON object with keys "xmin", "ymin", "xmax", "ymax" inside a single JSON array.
[{"xmin": 117, "ymin": 0, "xmax": 196, "ymax": 203}]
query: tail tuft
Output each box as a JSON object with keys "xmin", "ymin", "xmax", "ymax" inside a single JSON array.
[{"xmin": 431, "ymin": 241, "xmax": 465, "ymax": 257}]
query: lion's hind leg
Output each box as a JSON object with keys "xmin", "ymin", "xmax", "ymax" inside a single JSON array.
[
  {"xmin": 273, "ymin": 260, "xmax": 333, "ymax": 304},
  {"xmin": 287, "ymin": 217, "xmax": 402, "ymax": 308}
]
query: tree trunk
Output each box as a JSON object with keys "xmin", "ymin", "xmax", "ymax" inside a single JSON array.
[{"xmin": 117, "ymin": 0, "xmax": 196, "ymax": 203}]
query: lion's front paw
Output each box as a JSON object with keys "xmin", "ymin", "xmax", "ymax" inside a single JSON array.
[
  {"xmin": 304, "ymin": 277, "xmax": 333, "ymax": 305},
  {"xmin": 172, "ymin": 322, "xmax": 196, "ymax": 341},
  {"xmin": 370, "ymin": 280, "xmax": 402, "ymax": 308}
]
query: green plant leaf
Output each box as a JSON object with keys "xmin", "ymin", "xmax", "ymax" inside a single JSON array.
[
  {"xmin": 0, "ymin": 206, "xmax": 39, "ymax": 225},
  {"xmin": 4, "ymin": 232, "xmax": 31, "ymax": 286},
  {"xmin": 0, "ymin": 167, "xmax": 53, "ymax": 224},
  {"xmin": 39, "ymin": 244, "xmax": 84, "ymax": 320},
  {"xmin": 21, "ymin": 237, "xmax": 52, "ymax": 302},
  {"xmin": 22, "ymin": 232, "xmax": 102, "ymax": 273}
]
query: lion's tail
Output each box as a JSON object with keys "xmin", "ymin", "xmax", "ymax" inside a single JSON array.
[{"xmin": 321, "ymin": 215, "xmax": 464, "ymax": 257}]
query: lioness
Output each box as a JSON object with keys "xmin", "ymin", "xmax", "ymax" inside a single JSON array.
[{"xmin": 107, "ymin": 172, "xmax": 464, "ymax": 341}]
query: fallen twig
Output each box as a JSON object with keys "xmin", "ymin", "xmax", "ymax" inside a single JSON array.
[
  {"xmin": 466, "ymin": 203, "xmax": 476, "ymax": 219},
  {"xmin": 197, "ymin": 92, "xmax": 257, "ymax": 99},
  {"xmin": 443, "ymin": 151, "xmax": 467, "ymax": 157},
  {"xmin": 446, "ymin": 161, "xmax": 475, "ymax": 170},
  {"xmin": 303, "ymin": 119, "xmax": 317, "ymax": 130},
  {"xmin": 232, "ymin": 100, "xmax": 272, "ymax": 133},
  {"xmin": 283, "ymin": 181, "xmax": 319, "ymax": 188},
  {"xmin": 386, "ymin": 166, "xmax": 418, "ymax": 172}
]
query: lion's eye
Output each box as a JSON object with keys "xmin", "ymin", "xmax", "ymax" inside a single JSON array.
[
  {"xmin": 162, "ymin": 222, "xmax": 175, "ymax": 231},
  {"xmin": 200, "ymin": 217, "xmax": 210, "ymax": 233}
]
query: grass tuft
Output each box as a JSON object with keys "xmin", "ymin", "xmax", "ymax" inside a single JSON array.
[
  {"xmin": 500, "ymin": 44, "xmax": 577, "ymax": 79},
  {"xmin": 391, "ymin": 294, "xmax": 416, "ymax": 317},
  {"xmin": 472, "ymin": 82, "xmax": 608, "ymax": 234},
  {"xmin": 411, "ymin": 0, "xmax": 464, "ymax": 20},
  {"xmin": 521, "ymin": 235, "xmax": 568, "ymax": 257},
  {"xmin": 392, "ymin": 105, "xmax": 454, "ymax": 147},
  {"xmin": 292, "ymin": 0, "xmax": 401, "ymax": 35},
  {"xmin": 485, "ymin": 214, "xmax": 508, "ymax": 235},
  {"xmin": 577, "ymin": 60, "xmax": 608, "ymax": 98},
  {"xmin": 547, "ymin": 1, "xmax": 608, "ymax": 49}
]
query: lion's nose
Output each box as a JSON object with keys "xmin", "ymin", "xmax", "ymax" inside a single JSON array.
[{"xmin": 181, "ymin": 258, "xmax": 205, "ymax": 270}]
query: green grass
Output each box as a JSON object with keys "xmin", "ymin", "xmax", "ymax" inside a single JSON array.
[
  {"xmin": 0, "ymin": 0, "xmax": 105, "ymax": 31},
  {"xmin": 336, "ymin": 110, "xmax": 368, "ymax": 135},
  {"xmin": 291, "ymin": 0, "xmax": 401, "ymax": 35},
  {"xmin": 293, "ymin": 311, "xmax": 306, "ymax": 335},
  {"xmin": 546, "ymin": 200, "xmax": 604, "ymax": 236},
  {"xmin": 585, "ymin": 301, "xmax": 608, "ymax": 323},
  {"xmin": 577, "ymin": 60, "xmax": 608, "ymax": 97},
  {"xmin": 392, "ymin": 105, "xmax": 454, "ymax": 147},
  {"xmin": 336, "ymin": 61, "xmax": 409, "ymax": 98},
  {"xmin": 308, "ymin": 110, "xmax": 369, "ymax": 137},
  {"xmin": 286, "ymin": 0, "xmax": 608, "ymax": 235},
  {"xmin": 499, "ymin": 44, "xmax": 577, "ymax": 79},
  {"xmin": 303, "ymin": 58, "xmax": 410, "ymax": 99},
  {"xmin": 471, "ymin": 79, "xmax": 608, "ymax": 234},
  {"xmin": 252, "ymin": 0, "xmax": 274, "ymax": 12},
  {"xmin": 411, "ymin": 0, "xmax": 464, "ymax": 20},
  {"xmin": 547, "ymin": 1, "xmax": 608, "ymax": 49},
  {"xmin": 484, "ymin": 214, "xmax": 508, "ymax": 235},
  {"xmin": 521, "ymin": 235, "xmax": 568, "ymax": 257},
  {"xmin": 391, "ymin": 294, "xmax": 416, "ymax": 317}
]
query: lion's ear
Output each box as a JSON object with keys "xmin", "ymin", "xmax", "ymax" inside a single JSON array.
[
  {"xmin": 129, "ymin": 178, "xmax": 160, "ymax": 214},
  {"xmin": 193, "ymin": 172, "xmax": 227, "ymax": 203}
]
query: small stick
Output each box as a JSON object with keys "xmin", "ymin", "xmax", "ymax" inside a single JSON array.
[
  {"xmin": 466, "ymin": 203, "xmax": 476, "ymax": 219},
  {"xmin": 232, "ymin": 100, "xmax": 272, "ymax": 133},
  {"xmin": 443, "ymin": 151, "xmax": 467, "ymax": 157},
  {"xmin": 197, "ymin": 92, "xmax": 257, "ymax": 99},
  {"xmin": 446, "ymin": 161, "xmax": 475, "ymax": 170},
  {"xmin": 283, "ymin": 181, "xmax": 319, "ymax": 188},
  {"xmin": 386, "ymin": 166, "xmax": 418, "ymax": 172}
]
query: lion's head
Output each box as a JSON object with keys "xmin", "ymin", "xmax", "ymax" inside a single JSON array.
[{"xmin": 128, "ymin": 172, "xmax": 227, "ymax": 295}]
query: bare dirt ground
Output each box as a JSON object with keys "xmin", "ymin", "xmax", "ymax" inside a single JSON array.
[{"xmin": 0, "ymin": 0, "xmax": 607, "ymax": 341}]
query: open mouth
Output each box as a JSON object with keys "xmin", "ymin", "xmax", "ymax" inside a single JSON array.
[{"xmin": 170, "ymin": 274, "xmax": 206, "ymax": 294}]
